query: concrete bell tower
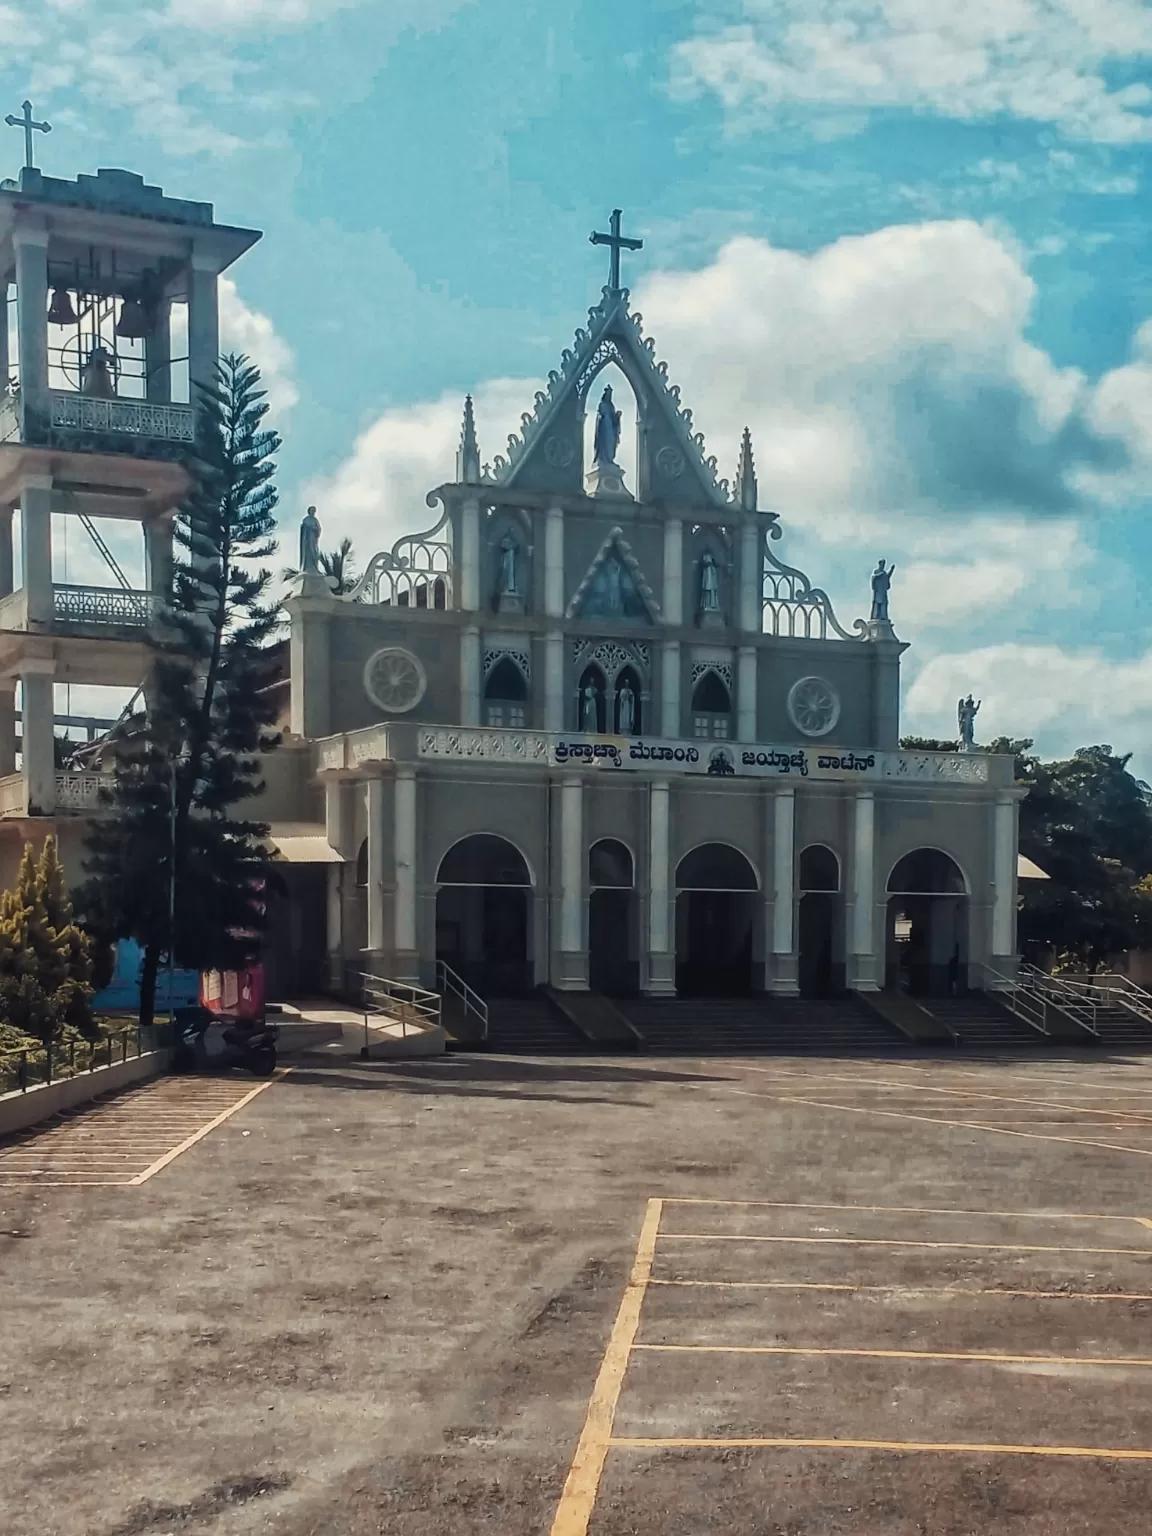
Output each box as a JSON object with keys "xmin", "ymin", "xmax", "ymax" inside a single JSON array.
[{"xmin": 0, "ymin": 133, "xmax": 259, "ymax": 864}]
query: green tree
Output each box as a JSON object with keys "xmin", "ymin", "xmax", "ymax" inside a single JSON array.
[
  {"xmin": 36, "ymin": 835, "xmax": 95, "ymax": 1036},
  {"xmin": 77, "ymin": 355, "xmax": 283, "ymax": 1027},
  {"xmin": 0, "ymin": 838, "xmax": 94, "ymax": 1044}
]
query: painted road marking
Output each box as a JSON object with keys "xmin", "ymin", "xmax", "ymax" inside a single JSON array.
[
  {"xmin": 657, "ymin": 1233, "xmax": 1152, "ymax": 1256},
  {"xmin": 130, "ymin": 1073, "xmax": 284, "ymax": 1184},
  {"xmin": 634, "ymin": 1343, "xmax": 1152, "ymax": 1367},
  {"xmin": 648, "ymin": 1280, "xmax": 1152, "ymax": 1301},
  {"xmin": 549, "ymin": 1198, "xmax": 662, "ymax": 1536},
  {"xmin": 662, "ymin": 1197, "xmax": 1150, "ymax": 1226},
  {"xmin": 609, "ymin": 1436, "xmax": 1152, "ymax": 1461}
]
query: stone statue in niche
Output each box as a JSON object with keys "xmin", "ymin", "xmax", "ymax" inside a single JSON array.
[
  {"xmin": 580, "ymin": 679, "xmax": 601, "ymax": 733},
  {"xmin": 593, "ymin": 384, "xmax": 622, "ymax": 466},
  {"xmin": 617, "ymin": 679, "xmax": 636, "ymax": 735},
  {"xmin": 299, "ymin": 505, "xmax": 322, "ymax": 573},
  {"xmin": 870, "ymin": 558, "xmax": 895, "ymax": 623},
  {"xmin": 957, "ymin": 694, "xmax": 980, "ymax": 752},
  {"xmin": 698, "ymin": 550, "xmax": 721, "ymax": 623},
  {"xmin": 498, "ymin": 534, "xmax": 519, "ymax": 595}
]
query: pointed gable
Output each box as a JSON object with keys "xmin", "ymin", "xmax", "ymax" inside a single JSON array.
[
  {"xmin": 488, "ymin": 287, "xmax": 733, "ymax": 507},
  {"xmin": 566, "ymin": 527, "xmax": 660, "ymax": 623}
]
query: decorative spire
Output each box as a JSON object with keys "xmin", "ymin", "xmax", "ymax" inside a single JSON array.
[
  {"xmin": 736, "ymin": 426, "xmax": 758, "ymax": 510},
  {"xmin": 457, "ymin": 394, "xmax": 480, "ymax": 483}
]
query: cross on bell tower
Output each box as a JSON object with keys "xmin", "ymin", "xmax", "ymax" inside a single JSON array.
[
  {"xmin": 5, "ymin": 100, "xmax": 50, "ymax": 169},
  {"xmin": 590, "ymin": 208, "xmax": 643, "ymax": 293}
]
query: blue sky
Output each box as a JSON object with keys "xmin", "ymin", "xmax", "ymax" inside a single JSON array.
[{"xmin": 7, "ymin": 0, "xmax": 1152, "ymax": 760}]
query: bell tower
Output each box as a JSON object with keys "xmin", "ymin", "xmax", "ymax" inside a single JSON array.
[{"xmin": 0, "ymin": 137, "xmax": 260, "ymax": 837}]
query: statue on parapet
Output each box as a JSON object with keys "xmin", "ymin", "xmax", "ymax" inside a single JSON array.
[
  {"xmin": 957, "ymin": 694, "xmax": 980, "ymax": 752},
  {"xmin": 299, "ymin": 505, "xmax": 322, "ymax": 573},
  {"xmin": 870, "ymin": 558, "xmax": 895, "ymax": 623}
]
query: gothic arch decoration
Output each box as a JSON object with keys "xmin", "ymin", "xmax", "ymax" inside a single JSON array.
[
  {"xmin": 485, "ymin": 286, "xmax": 733, "ymax": 505},
  {"xmin": 690, "ymin": 668, "xmax": 732, "ymax": 716},
  {"xmin": 343, "ymin": 507, "xmax": 454, "ymax": 609},
  {"xmin": 482, "ymin": 647, "xmax": 530, "ymax": 683},
  {"xmin": 761, "ymin": 530, "xmax": 868, "ymax": 642},
  {"xmin": 566, "ymin": 526, "xmax": 660, "ymax": 622},
  {"xmin": 573, "ymin": 640, "xmax": 650, "ymax": 736}
]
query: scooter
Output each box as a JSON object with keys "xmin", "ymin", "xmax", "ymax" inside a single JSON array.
[{"xmin": 175, "ymin": 1006, "xmax": 278, "ymax": 1076}]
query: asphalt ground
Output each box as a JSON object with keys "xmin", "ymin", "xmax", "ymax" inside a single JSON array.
[{"xmin": 3, "ymin": 1048, "xmax": 1152, "ymax": 1535}]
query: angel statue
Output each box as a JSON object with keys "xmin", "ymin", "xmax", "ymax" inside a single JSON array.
[{"xmin": 957, "ymin": 694, "xmax": 980, "ymax": 752}]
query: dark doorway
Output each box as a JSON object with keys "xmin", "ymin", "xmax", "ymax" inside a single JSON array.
[
  {"xmin": 886, "ymin": 849, "xmax": 969, "ymax": 997},
  {"xmin": 675, "ymin": 843, "xmax": 758, "ymax": 996},
  {"xmin": 436, "ymin": 834, "xmax": 533, "ymax": 995},
  {"xmin": 797, "ymin": 844, "xmax": 843, "ymax": 997},
  {"xmin": 588, "ymin": 838, "xmax": 636, "ymax": 995},
  {"xmin": 264, "ymin": 865, "xmax": 328, "ymax": 1000}
]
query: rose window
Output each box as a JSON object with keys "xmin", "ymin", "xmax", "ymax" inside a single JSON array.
[
  {"xmin": 364, "ymin": 648, "xmax": 427, "ymax": 714},
  {"xmin": 786, "ymin": 675, "xmax": 840, "ymax": 738}
]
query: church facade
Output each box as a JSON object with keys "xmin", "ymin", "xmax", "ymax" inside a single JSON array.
[{"xmin": 275, "ymin": 221, "xmax": 1022, "ymax": 1003}]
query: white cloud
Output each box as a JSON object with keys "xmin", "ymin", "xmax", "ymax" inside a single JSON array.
[
  {"xmin": 676, "ymin": 0, "xmax": 1152, "ymax": 144},
  {"xmin": 218, "ymin": 279, "xmax": 299, "ymax": 424}
]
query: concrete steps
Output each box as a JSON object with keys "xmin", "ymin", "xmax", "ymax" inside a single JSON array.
[
  {"xmin": 482, "ymin": 996, "xmax": 587, "ymax": 1055},
  {"xmin": 923, "ymin": 995, "xmax": 1051, "ymax": 1050},
  {"xmin": 619, "ymin": 996, "xmax": 908, "ymax": 1054},
  {"xmin": 1089, "ymin": 1003, "xmax": 1152, "ymax": 1053}
]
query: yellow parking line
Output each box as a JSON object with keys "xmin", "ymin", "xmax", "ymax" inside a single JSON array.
[
  {"xmin": 658, "ymin": 1233, "xmax": 1151, "ymax": 1255},
  {"xmin": 128, "ymin": 1071, "xmax": 287, "ymax": 1185},
  {"xmin": 635, "ymin": 1343, "xmax": 1152, "ymax": 1367},
  {"xmin": 609, "ymin": 1436, "xmax": 1152, "ymax": 1461},
  {"xmin": 661, "ymin": 1197, "xmax": 1143, "ymax": 1224},
  {"xmin": 549, "ymin": 1198, "xmax": 662, "ymax": 1536},
  {"xmin": 648, "ymin": 1280, "xmax": 1152, "ymax": 1301}
]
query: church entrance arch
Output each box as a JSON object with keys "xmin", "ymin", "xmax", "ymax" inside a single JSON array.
[
  {"xmin": 797, "ymin": 845, "xmax": 844, "ymax": 998},
  {"xmin": 674, "ymin": 843, "xmax": 758, "ymax": 996},
  {"xmin": 886, "ymin": 849, "xmax": 969, "ymax": 997},
  {"xmin": 435, "ymin": 834, "xmax": 533, "ymax": 997},
  {"xmin": 588, "ymin": 838, "xmax": 637, "ymax": 997}
]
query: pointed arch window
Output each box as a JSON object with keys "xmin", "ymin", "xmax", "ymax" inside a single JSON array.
[
  {"xmin": 485, "ymin": 656, "xmax": 528, "ymax": 728},
  {"xmin": 691, "ymin": 669, "xmax": 732, "ymax": 740}
]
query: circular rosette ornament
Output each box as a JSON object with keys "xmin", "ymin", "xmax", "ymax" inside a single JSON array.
[
  {"xmin": 786, "ymin": 675, "xmax": 840, "ymax": 738},
  {"xmin": 364, "ymin": 647, "xmax": 427, "ymax": 714}
]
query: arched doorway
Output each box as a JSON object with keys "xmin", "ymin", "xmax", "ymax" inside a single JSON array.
[
  {"xmin": 675, "ymin": 843, "xmax": 758, "ymax": 996},
  {"xmin": 886, "ymin": 849, "xmax": 968, "ymax": 997},
  {"xmin": 588, "ymin": 838, "xmax": 636, "ymax": 996},
  {"xmin": 798, "ymin": 844, "xmax": 843, "ymax": 997},
  {"xmin": 435, "ymin": 834, "xmax": 533, "ymax": 996}
]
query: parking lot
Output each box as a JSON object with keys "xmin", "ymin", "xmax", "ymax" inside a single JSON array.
[{"xmin": 3, "ymin": 1049, "xmax": 1152, "ymax": 1535}]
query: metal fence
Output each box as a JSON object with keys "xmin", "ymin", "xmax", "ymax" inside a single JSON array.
[{"xmin": 0, "ymin": 1024, "xmax": 166, "ymax": 1096}]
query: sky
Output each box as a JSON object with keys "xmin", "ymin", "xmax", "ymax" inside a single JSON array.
[{"xmin": 5, "ymin": 0, "xmax": 1152, "ymax": 761}]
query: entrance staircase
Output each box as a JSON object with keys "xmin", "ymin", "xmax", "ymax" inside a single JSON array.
[
  {"xmin": 619, "ymin": 995, "xmax": 908, "ymax": 1054},
  {"xmin": 916, "ymin": 994, "xmax": 1051, "ymax": 1051},
  {"xmin": 481, "ymin": 996, "xmax": 589, "ymax": 1054},
  {"xmin": 1045, "ymin": 974, "xmax": 1152, "ymax": 1053}
]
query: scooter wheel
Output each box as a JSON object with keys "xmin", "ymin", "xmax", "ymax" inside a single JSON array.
[{"xmin": 247, "ymin": 1048, "xmax": 276, "ymax": 1077}]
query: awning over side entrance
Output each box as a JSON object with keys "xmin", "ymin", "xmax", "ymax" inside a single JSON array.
[
  {"xmin": 267, "ymin": 823, "xmax": 343, "ymax": 863},
  {"xmin": 1018, "ymin": 854, "xmax": 1049, "ymax": 881}
]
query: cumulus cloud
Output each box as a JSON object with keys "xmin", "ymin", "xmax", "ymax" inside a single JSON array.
[
  {"xmin": 676, "ymin": 0, "xmax": 1152, "ymax": 144},
  {"xmin": 218, "ymin": 279, "xmax": 299, "ymax": 424}
]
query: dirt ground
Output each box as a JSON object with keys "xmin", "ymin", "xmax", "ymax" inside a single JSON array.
[{"xmin": 4, "ymin": 1048, "xmax": 1152, "ymax": 1535}]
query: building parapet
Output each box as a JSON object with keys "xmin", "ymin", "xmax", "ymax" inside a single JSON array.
[{"xmin": 0, "ymin": 771, "xmax": 109, "ymax": 818}]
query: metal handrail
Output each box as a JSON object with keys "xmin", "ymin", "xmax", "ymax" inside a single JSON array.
[
  {"xmin": 0, "ymin": 1026, "xmax": 154, "ymax": 1094},
  {"xmin": 1046, "ymin": 971, "xmax": 1152, "ymax": 1029},
  {"xmin": 435, "ymin": 959, "xmax": 489, "ymax": 1041},
  {"xmin": 1018, "ymin": 965, "xmax": 1100, "ymax": 1037},
  {"xmin": 354, "ymin": 971, "xmax": 442, "ymax": 1053},
  {"xmin": 982, "ymin": 966, "xmax": 1052, "ymax": 1037}
]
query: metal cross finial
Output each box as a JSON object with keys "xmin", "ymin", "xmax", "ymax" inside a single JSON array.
[
  {"xmin": 5, "ymin": 100, "xmax": 50, "ymax": 169},
  {"xmin": 590, "ymin": 208, "xmax": 643, "ymax": 293}
]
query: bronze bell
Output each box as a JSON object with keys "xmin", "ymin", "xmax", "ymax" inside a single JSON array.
[
  {"xmin": 46, "ymin": 287, "xmax": 78, "ymax": 326},
  {"xmin": 114, "ymin": 296, "xmax": 148, "ymax": 339}
]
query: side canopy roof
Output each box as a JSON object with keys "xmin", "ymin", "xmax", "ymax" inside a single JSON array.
[{"xmin": 485, "ymin": 283, "xmax": 734, "ymax": 508}]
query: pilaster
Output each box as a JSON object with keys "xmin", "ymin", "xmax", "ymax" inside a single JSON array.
[
  {"xmin": 991, "ymin": 793, "xmax": 1017, "ymax": 966},
  {"xmin": 767, "ymin": 786, "xmax": 798, "ymax": 994},
  {"xmin": 20, "ymin": 475, "xmax": 53, "ymax": 625},
  {"xmin": 544, "ymin": 504, "xmax": 565, "ymax": 618},
  {"xmin": 739, "ymin": 518, "xmax": 760, "ymax": 632},
  {"xmin": 460, "ymin": 624, "xmax": 481, "ymax": 725},
  {"xmin": 21, "ymin": 666, "xmax": 54, "ymax": 816},
  {"xmin": 660, "ymin": 640, "xmax": 681, "ymax": 738},
  {"xmin": 544, "ymin": 630, "xmax": 564, "ymax": 731},
  {"xmin": 645, "ymin": 778, "xmax": 676, "ymax": 994},
  {"xmin": 460, "ymin": 497, "xmax": 480, "ymax": 612},
  {"xmin": 0, "ymin": 507, "xmax": 13, "ymax": 599},
  {"xmin": 555, "ymin": 774, "xmax": 587, "ymax": 988},
  {"xmin": 737, "ymin": 645, "xmax": 757, "ymax": 742},
  {"xmin": 848, "ymin": 789, "xmax": 880, "ymax": 990},
  {"xmin": 365, "ymin": 778, "xmax": 386, "ymax": 960},
  {"xmin": 187, "ymin": 252, "xmax": 220, "ymax": 399},
  {"xmin": 393, "ymin": 768, "xmax": 418, "ymax": 981},
  {"xmin": 0, "ymin": 681, "xmax": 15, "ymax": 777},
  {"xmin": 663, "ymin": 518, "xmax": 683, "ymax": 626},
  {"xmin": 287, "ymin": 601, "xmax": 331, "ymax": 738}
]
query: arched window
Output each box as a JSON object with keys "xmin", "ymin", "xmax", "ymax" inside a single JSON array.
[
  {"xmin": 589, "ymin": 838, "xmax": 634, "ymax": 888},
  {"xmin": 799, "ymin": 845, "xmax": 840, "ymax": 892},
  {"xmin": 485, "ymin": 656, "xmax": 528, "ymax": 728},
  {"xmin": 577, "ymin": 664, "xmax": 607, "ymax": 734},
  {"xmin": 613, "ymin": 666, "xmax": 642, "ymax": 735},
  {"xmin": 675, "ymin": 843, "xmax": 759, "ymax": 891},
  {"xmin": 691, "ymin": 670, "xmax": 732, "ymax": 740},
  {"xmin": 887, "ymin": 849, "xmax": 967, "ymax": 895},
  {"xmin": 437, "ymin": 834, "xmax": 533, "ymax": 886},
  {"xmin": 433, "ymin": 578, "xmax": 447, "ymax": 610}
]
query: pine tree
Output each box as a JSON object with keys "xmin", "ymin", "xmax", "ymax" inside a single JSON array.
[
  {"xmin": 36, "ymin": 836, "xmax": 95, "ymax": 1037},
  {"xmin": 0, "ymin": 839, "xmax": 93, "ymax": 1045},
  {"xmin": 77, "ymin": 355, "xmax": 283, "ymax": 1027}
]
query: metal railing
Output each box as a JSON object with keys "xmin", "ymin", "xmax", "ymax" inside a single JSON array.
[
  {"xmin": 983, "ymin": 965, "xmax": 1099, "ymax": 1038},
  {"xmin": 435, "ymin": 959, "xmax": 489, "ymax": 1041},
  {"xmin": 1018, "ymin": 964, "xmax": 1101, "ymax": 1037},
  {"xmin": 354, "ymin": 971, "xmax": 442, "ymax": 1055},
  {"xmin": 53, "ymin": 584, "xmax": 156, "ymax": 628},
  {"xmin": 48, "ymin": 391, "xmax": 195, "ymax": 444},
  {"xmin": 1046, "ymin": 971, "xmax": 1152, "ymax": 1029},
  {"xmin": 0, "ymin": 1025, "xmax": 161, "ymax": 1096},
  {"xmin": 981, "ymin": 965, "xmax": 1053, "ymax": 1036}
]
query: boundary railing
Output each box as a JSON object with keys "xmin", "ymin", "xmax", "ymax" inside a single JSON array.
[
  {"xmin": 434, "ymin": 959, "xmax": 489, "ymax": 1042},
  {"xmin": 0, "ymin": 1025, "xmax": 164, "ymax": 1096}
]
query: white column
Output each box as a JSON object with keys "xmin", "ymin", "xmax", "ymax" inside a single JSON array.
[
  {"xmin": 850, "ymin": 790, "xmax": 876, "ymax": 985},
  {"xmin": 145, "ymin": 299, "xmax": 172, "ymax": 403},
  {"xmin": 559, "ymin": 775, "xmax": 583, "ymax": 956},
  {"xmin": 737, "ymin": 645, "xmax": 757, "ymax": 741},
  {"xmin": 460, "ymin": 496, "xmax": 480, "ymax": 612},
  {"xmin": 646, "ymin": 779, "xmax": 675, "ymax": 993},
  {"xmin": 326, "ymin": 865, "xmax": 343, "ymax": 967},
  {"xmin": 992, "ymin": 794, "xmax": 1017, "ymax": 958},
  {"xmin": 21, "ymin": 669, "xmax": 54, "ymax": 815},
  {"xmin": 144, "ymin": 518, "xmax": 174, "ymax": 598},
  {"xmin": 460, "ymin": 624, "xmax": 481, "ymax": 725},
  {"xmin": 0, "ymin": 275, "xmax": 8, "ymax": 390},
  {"xmin": 661, "ymin": 640, "xmax": 680, "ymax": 737},
  {"xmin": 187, "ymin": 254, "xmax": 219, "ymax": 399},
  {"xmin": 0, "ymin": 681, "xmax": 15, "ymax": 777},
  {"xmin": 13, "ymin": 227, "xmax": 49, "ymax": 400},
  {"xmin": 0, "ymin": 507, "xmax": 13, "ymax": 599},
  {"xmin": 545, "ymin": 630, "xmax": 563, "ymax": 731},
  {"xmin": 21, "ymin": 475, "xmax": 52, "ymax": 623},
  {"xmin": 772, "ymin": 787, "xmax": 795, "ymax": 955},
  {"xmin": 663, "ymin": 518, "xmax": 683, "ymax": 626},
  {"xmin": 739, "ymin": 518, "xmax": 760, "ymax": 633},
  {"xmin": 545, "ymin": 504, "xmax": 565, "ymax": 618},
  {"xmin": 394, "ymin": 768, "xmax": 417, "ymax": 962},
  {"xmin": 365, "ymin": 778, "xmax": 385, "ymax": 955}
]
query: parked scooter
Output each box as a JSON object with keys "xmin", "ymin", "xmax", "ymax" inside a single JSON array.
[{"xmin": 174, "ymin": 1006, "xmax": 278, "ymax": 1076}]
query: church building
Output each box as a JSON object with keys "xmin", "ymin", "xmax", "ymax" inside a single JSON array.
[{"xmin": 274, "ymin": 212, "xmax": 1022, "ymax": 1006}]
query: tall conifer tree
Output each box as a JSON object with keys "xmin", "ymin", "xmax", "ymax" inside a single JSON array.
[{"xmin": 77, "ymin": 356, "xmax": 283, "ymax": 1026}]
